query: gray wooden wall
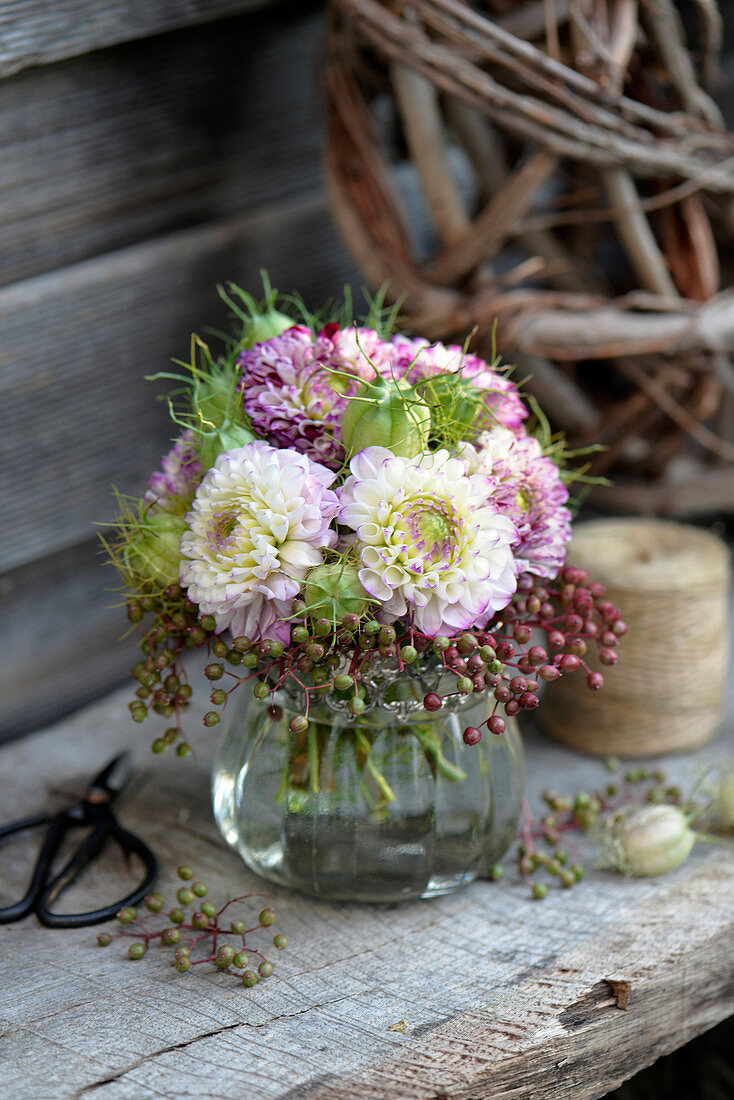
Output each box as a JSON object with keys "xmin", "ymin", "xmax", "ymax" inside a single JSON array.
[{"xmin": 0, "ymin": 0, "xmax": 359, "ymax": 740}]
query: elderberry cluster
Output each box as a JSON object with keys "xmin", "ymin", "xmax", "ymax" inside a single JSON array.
[
  {"xmin": 194, "ymin": 565, "xmax": 625, "ymax": 747},
  {"xmin": 125, "ymin": 584, "xmax": 219, "ymax": 754},
  {"xmin": 124, "ymin": 565, "xmax": 624, "ymax": 755},
  {"xmin": 97, "ymin": 865, "xmax": 286, "ymax": 986}
]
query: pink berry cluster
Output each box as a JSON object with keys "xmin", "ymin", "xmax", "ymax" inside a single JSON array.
[{"xmin": 423, "ymin": 563, "xmax": 625, "ymax": 746}]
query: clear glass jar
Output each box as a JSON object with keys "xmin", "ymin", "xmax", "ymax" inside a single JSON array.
[{"xmin": 212, "ymin": 661, "xmax": 524, "ymax": 903}]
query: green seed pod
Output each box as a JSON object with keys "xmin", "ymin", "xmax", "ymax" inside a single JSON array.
[
  {"xmin": 718, "ymin": 768, "xmax": 734, "ymax": 831},
  {"xmin": 124, "ymin": 511, "xmax": 188, "ymax": 590},
  {"xmin": 198, "ymin": 423, "xmax": 256, "ymax": 473},
  {"xmin": 415, "ymin": 373, "xmax": 480, "ymax": 442},
  {"xmin": 302, "ymin": 562, "xmax": 369, "ymax": 623},
  {"xmin": 241, "ymin": 304, "xmax": 294, "ymax": 349},
  {"xmin": 613, "ymin": 805, "xmax": 695, "ymax": 877},
  {"xmin": 341, "ymin": 375, "xmax": 430, "ymax": 459}
]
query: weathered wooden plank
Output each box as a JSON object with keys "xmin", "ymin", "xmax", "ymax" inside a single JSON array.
[
  {"xmin": 0, "ymin": 8, "xmax": 326, "ymax": 287},
  {"xmin": 0, "ymin": 677, "xmax": 732, "ymax": 1099},
  {"xmin": 0, "ymin": 539, "xmax": 140, "ymax": 743},
  {"xmin": 0, "ymin": 0, "xmax": 284, "ymax": 80},
  {"xmin": 0, "ymin": 191, "xmax": 359, "ymax": 575}
]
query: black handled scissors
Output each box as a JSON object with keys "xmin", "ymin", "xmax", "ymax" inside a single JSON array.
[{"xmin": 0, "ymin": 752, "xmax": 157, "ymax": 928}]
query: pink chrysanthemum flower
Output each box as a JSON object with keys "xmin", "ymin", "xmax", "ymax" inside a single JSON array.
[
  {"xmin": 467, "ymin": 428, "xmax": 572, "ymax": 578},
  {"xmin": 179, "ymin": 442, "xmax": 339, "ymax": 643},
  {"xmin": 145, "ymin": 430, "xmax": 202, "ymax": 513},
  {"xmin": 339, "ymin": 446, "xmax": 517, "ymax": 636},
  {"xmin": 237, "ymin": 325, "xmax": 393, "ymax": 468},
  {"xmin": 388, "ymin": 337, "xmax": 528, "ymax": 434}
]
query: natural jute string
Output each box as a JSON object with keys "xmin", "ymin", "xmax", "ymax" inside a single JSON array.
[{"xmin": 540, "ymin": 519, "xmax": 731, "ymax": 757}]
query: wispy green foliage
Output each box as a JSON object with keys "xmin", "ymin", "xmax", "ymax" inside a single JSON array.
[
  {"xmin": 524, "ymin": 394, "xmax": 608, "ymax": 512},
  {"xmin": 100, "ymin": 492, "xmax": 187, "ymax": 595}
]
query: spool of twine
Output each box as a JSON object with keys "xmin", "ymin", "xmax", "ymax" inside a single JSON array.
[{"xmin": 540, "ymin": 519, "xmax": 731, "ymax": 757}]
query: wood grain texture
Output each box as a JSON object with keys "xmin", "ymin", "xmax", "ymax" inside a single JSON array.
[
  {"xmin": 0, "ymin": 7, "xmax": 326, "ymax": 287},
  {"xmin": 0, "ymin": 192, "xmax": 358, "ymax": 576},
  {"xmin": 0, "ymin": 0, "xmax": 284, "ymax": 80},
  {"xmin": 0, "ymin": 539, "xmax": 142, "ymax": 742},
  {"xmin": 0, "ymin": 662, "xmax": 732, "ymax": 1100}
]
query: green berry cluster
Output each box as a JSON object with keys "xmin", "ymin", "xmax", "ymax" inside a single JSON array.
[
  {"xmin": 96, "ymin": 865, "xmax": 286, "ymax": 986},
  {"xmin": 126, "ymin": 585, "xmax": 220, "ymax": 754}
]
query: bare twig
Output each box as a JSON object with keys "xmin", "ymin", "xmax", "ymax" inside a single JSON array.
[
  {"xmin": 592, "ymin": 466, "xmax": 734, "ymax": 515},
  {"xmin": 391, "ymin": 16, "xmax": 471, "ymax": 245},
  {"xmin": 608, "ymin": 0, "xmax": 638, "ymax": 94},
  {"xmin": 614, "ymin": 358, "xmax": 734, "ymax": 462},
  {"xmin": 639, "ymin": 0, "xmax": 723, "ymax": 124},
  {"xmin": 602, "ymin": 167, "xmax": 679, "ymax": 297},
  {"xmin": 428, "ymin": 150, "xmax": 558, "ymax": 281},
  {"xmin": 691, "ymin": 0, "xmax": 724, "ymax": 91}
]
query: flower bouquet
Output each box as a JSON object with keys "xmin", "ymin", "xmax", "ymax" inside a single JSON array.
[{"xmin": 106, "ymin": 281, "xmax": 624, "ymax": 902}]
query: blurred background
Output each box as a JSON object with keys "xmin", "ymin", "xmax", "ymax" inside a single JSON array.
[{"xmin": 1, "ymin": 0, "xmax": 733, "ymax": 741}]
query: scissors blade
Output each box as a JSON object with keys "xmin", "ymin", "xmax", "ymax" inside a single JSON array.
[{"xmin": 86, "ymin": 752, "xmax": 133, "ymax": 805}]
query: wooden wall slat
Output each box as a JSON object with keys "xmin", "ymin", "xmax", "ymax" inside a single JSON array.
[
  {"xmin": 0, "ymin": 538, "xmax": 141, "ymax": 741},
  {"xmin": 0, "ymin": 0, "xmax": 284, "ymax": 79},
  {"xmin": 0, "ymin": 9, "xmax": 325, "ymax": 287},
  {"xmin": 0, "ymin": 192, "xmax": 359, "ymax": 575}
]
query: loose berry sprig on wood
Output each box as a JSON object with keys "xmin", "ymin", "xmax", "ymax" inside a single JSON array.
[
  {"xmin": 97, "ymin": 865, "xmax": 286, "ymax": 986},
  {"xmin": 500, "ymin": 765, "xmax": 688, "ymax": 898}
]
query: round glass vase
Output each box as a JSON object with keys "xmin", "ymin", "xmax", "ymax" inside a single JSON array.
[{"xmin": 211, "ymin": 663, "xmax": 525, "ymax": 904}]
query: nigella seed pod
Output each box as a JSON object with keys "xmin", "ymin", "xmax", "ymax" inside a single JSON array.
[
  {"xmin": 247, "ymin": 310, "xmax": 293, "ymax": 346},
  {"xmin": 341, "ymin": 375, "xmax": 431, "ymax": 459},
  {"xmin": 198, "ymin": 423, "xmax": 256, "ymax": 473},
  {"xmin": 718, "ymin": 769, "xmax": 734, "ymax": 831},
  {"xmin": 613, "ymin": 805, "xmax": 695, "ymax": 876},
  {"xmin": 123, "ymin": 511, "xmax": 189, "ymax": 589},
  {"xmin": 302, "ymin": 562, "xmax": 370, "ymax": 622}
]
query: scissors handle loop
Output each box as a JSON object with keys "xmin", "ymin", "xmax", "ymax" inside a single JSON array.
[
  {"xmin": 0, "ymin": 809, "xmax": 157, "ymax": 927},
  {"xmin": 37, "ymin": 819, "xmax": 157, "ymax": 928}
]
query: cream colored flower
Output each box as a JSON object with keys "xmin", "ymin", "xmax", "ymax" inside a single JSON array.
[
  {"xmin": 338, "ymin": 447, "xmax": 517, "ymax": 636},
  {"xmin": 180, "ymin": 442, "xmax": 339, "ymax": 642}
]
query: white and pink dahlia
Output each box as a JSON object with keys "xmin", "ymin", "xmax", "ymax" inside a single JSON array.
[
  {"xmin": 179, "ymin": 441, "xmax": 339, "ymax": 643},
  {"xmin": 388, "ymin": 337, "xmax": 528, "ymax": 434},
  {"xmin": 470, "ymin": 428, "xmax": 572, "ymax": 578},
  {"xmin": 338, "ymin": 447, "xmax": 517, "ymax": 636},
  {"xmin": 237, "ymin": 324, "xmax": 393, "ymax": 468},
  {"xmin": 145, "ymin": 430, "xmax": 202, "ymax": 513}
]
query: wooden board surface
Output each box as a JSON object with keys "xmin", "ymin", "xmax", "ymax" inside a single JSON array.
[
  {"xmin": 0, "ymin": 0, "xmax": 284, "ymax": 80},
  {"xmin": 1, "ymin": 657, "xmax": 732, "ymax": 1100},
  {"xmin": 0, "ymin": 7, "xmax": 325, "ymax": 287},
  {"xmin": 0, "ymin": 539, "xmax": 142, "ymax": 741}
]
